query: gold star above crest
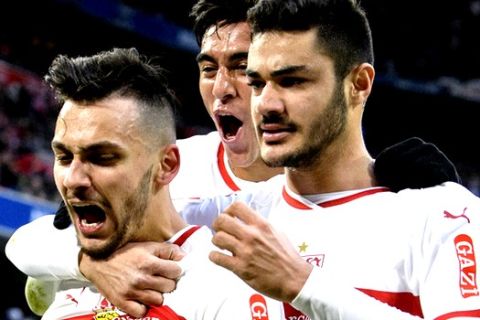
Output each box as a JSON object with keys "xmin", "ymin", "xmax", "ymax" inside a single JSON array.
[{"xmin": 298, "ymin": 242, "xmax": 308, "ymax": 253}]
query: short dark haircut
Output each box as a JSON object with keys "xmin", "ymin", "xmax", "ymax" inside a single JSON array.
[
  {"xmin": 248, "ymin": 0, "xmax": 374, "ymax": 79},
  {"xmin": 190, "ymin": 0, "xmax": 257, "ymax": 45},
  {"xmin": 45, "ymin": 47, "xmax": 178, "ymax": 144}
]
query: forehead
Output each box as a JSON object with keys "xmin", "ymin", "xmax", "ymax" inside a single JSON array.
[
  {"xmin": 54, "ymin": 97, "xmax": 142, "ymax": 147},
  {"xmin": 248, "ymin": 29, "xmax": 328, "ymax": 73},
  {"xmin": 200, "ymin": 22, "xmax": 251, "ymax": 61}
]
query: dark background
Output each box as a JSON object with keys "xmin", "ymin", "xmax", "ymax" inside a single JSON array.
[{"xmin": 1, "ymin": 0, "xmax": 479, "ymax": 318}]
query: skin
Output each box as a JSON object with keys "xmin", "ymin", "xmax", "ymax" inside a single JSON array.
[
  {"xmin": 197, "ymin": 22, "xmax": 282, "ymax": 181},
  {"xmin": 52, "ymin": 96, "xmax": 185, "ymax": 315},
  {"xmin": 77, "ymin": 21, "xmax": 283, "ymax": 318},
  {"xmin": 210, "ymin": 28, "xmax": 377, "ymax": 301}
]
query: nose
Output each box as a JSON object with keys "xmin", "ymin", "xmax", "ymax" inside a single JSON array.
[
  {"xmin": 62, "ymin": 158, "xmax": 92, "ymax": 191},
  {"xmin": 212, "ymin": 67, "xmax": 236, "ymax": 102},
  {"xmin": 253, "ymin": 82, "xmax": 284, "ymax": 116}
]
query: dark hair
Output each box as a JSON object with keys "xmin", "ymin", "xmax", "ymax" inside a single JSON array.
[
  {"xmin": 190, "ymin": 0, "xmax": 257, "ymax": 45},
  {"xmin": 248, "ymin": 0, "xmax": 374, "ymax": 79},
  {"xmin": 45, "ymin": 47, "xmax": 178, "ymax": 143}
]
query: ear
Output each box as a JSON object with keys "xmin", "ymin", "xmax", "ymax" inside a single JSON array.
[
  {"xmin": 154, "ymin": 144, "xmax": 180, "ymax": 185},
  {"xmin": 349, "ymin": 62, "xmax": 375, "ymax": 107}
]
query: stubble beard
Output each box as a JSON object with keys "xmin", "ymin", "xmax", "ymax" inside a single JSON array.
[
  {"xmin": 262, "ymin": 83, "xmax": 347, "ymax": 169},
  {"xmin": 84, "ymin": 167, "xmax": 153, "ymax": 260}
]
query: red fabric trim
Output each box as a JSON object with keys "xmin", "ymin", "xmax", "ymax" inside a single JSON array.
[
  {"xmin": 174, "ymin": 225, "xmax": 201, "ymax": 246},
  {"xmin": 434, "ymin": 309, "xmax": 480, "ymax": 319},
  {"xmin": 217, "ymin": 143, "xmax": 241, "ymax": 192},
  {"xmin": 318, "ymin": 187, "xmax": 390, "ymax": 208},
  {"xmin": 282, "ymin": 186, "xmax": 390, "ymax": 210},
  {"xmin": 147, "ymin": 305, "xmax": 186, "ymax": 319},
  {"xmin": 282, "ymin": 187, "xmax": 311, "ymax": 210},
  {"xmin": 356, "ymin": 288, "xmax": 423, "ymax": 318},
  {"xmin": 65, "ymin": 305, "xmax": 186, "ymax": 319},
  {"xmin": 64, "ymin": 315, "xmax": 93, "ymax": 320}
]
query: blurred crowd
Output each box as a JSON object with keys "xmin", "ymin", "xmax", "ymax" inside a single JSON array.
[{"xmin": 0, "ymin": 60, "xmax": 60, "ymax": 202}]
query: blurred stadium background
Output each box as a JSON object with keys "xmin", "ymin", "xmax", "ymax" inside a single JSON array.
[{"xmin": 1, "ymin": 0, "xmax": 479, "ymax": 318}]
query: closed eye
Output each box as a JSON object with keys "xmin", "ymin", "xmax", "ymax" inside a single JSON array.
[{"xmin": 279, "ymin": 77, "xmax": 306, "ymax": 87}]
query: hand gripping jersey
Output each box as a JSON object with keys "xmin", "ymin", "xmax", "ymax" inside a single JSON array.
[
  {"xmin": 37, "ymin": 224, "xmax": 284, "ymax": 320},
  {"xmin": 180, "ymin": 181, "xmax": 480, "ymax": 319}
]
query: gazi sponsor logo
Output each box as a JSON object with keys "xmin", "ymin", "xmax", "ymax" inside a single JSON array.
[
  {"xmin": 454, "ymin": 234, "xmax": 479, "ymax": 298},
  {"xmin": 250, "ymin": 294, "xmax": 269, "ymax": 320}
]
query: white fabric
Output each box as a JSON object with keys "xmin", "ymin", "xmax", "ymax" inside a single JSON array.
[
  {"xmin": 40, "ymin": 226, "xmax": 284, "ymax": 319},
  {"xmin": 183, "ymin": 182, "xmax": 480, "ymax": 319}
]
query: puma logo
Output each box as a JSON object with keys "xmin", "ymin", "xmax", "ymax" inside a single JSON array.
[{"xmin": 444, "ymin": 207, "xmax": 470, "ymax": 223}]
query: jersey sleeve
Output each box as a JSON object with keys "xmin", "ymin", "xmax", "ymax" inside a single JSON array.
[
  {"xmin": 179, "ymin": 182, "xmax": 277, "ymax": 228},
  {"xmin": 291, "ymin": 268, "xmax": 423, "ymax": 319},
  {"xmin": 5, "ymin": 215, "xmax": 85, "ymax": 281},
  {"xmin": 413, "ymin": 182, "xmax": 480, "ymax": 318},
  {"xmin": 293, "ymin": 182, "xmax": 480, "ymax": 319}
]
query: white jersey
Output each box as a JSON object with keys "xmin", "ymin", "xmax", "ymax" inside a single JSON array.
[
  {"xmin": 40, "ymin": 225, "xmax": 284, "ymax": 320},
  {"xmin": 181, "ymin": 181, "xmax": 480, "ymax": 319},
  {"xmin": 171, "ymin": 132, "xmax": 264, "ymax": 198},
  {"xmin": 171, "ymin": 131, "xmax": 279, "ymax": 226}
]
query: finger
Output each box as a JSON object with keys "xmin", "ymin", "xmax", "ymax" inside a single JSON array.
[
  {"xmin": 212, "ymin": 212, "xmax": 246, "ymax": 239},
  {"xmin": 132, "ymin": 288, "xmax": 166, "ymax": 307},
  {"xmin": 152, "ymin": 243, "xmax": 185, "ymax": 261},
  {"xmin": 223, "ymin": 201, "xmax": 263, "ymax": 225},
  {"xmin": 141, "ymin": 275, "xmax": 177, "ymax": 294},
  {"xmin": 149, "ymin": 259, "xmax": 184, "ymax": 280},
  {"xmin": 211, "ymin": 230, "xmax": 241, "ymax": 255},
  {"xmin": 116, "ymin": 300, "xmax": 148, "ymax": 318},
  {"xmin": 209, "ymin": 250, "xmax": 237, "ymax": 273}
]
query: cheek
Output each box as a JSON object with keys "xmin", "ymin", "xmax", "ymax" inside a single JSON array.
[{"xmin": 199, "ymin": 81, "xmax": 215, "ymax": 117}]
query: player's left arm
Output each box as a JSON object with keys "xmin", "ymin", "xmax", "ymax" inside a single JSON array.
[{"xmin": 414, "ymin": 183, "xmax": 480, "ymax": 318}]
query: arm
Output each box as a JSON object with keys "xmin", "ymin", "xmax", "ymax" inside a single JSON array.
[
  {"xmin": 79, "ymin": 242, "xmax": 185, "ymax": 318},
  {"xmin": 5, "ymin": 215, "xmax": 82, "ymax": 280},
  {"xmin": 5, "ymin": 214, "xmax": 186, "ymax": 318},
  {"xmin": 374, "ymin": 137, "xmax": 460, "ymax": 192},
  {"xmin": 209, "ymin": 202, "xmax": 424, "ymax": 319}
]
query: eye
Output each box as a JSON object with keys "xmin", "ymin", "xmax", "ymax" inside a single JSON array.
[
  {"xmin": 279, "ymin": 77, "xmax": 305, "ymax": 87},
  {"xmin": 199, "ymin": 64, "xmax": 217, "ymax": 78},
  {"xmin": 55, "ymin": 153, "xmax": 72, "ymax": 165},
  {"xmin": 247, "ymin": 79, "xmax": 265, "ymax": 90},
  {"xmin": 89, "ymin": 153, "xmax": 118, "ymax": 166},
  {"xmin": 233, "ymin": 62, "xmax": 248, "ymax": 74}
]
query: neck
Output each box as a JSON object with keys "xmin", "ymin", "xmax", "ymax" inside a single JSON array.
[
  {"xmin": 286, "ymin": 137, "xmax": 376, "ymax": 195},
  {"xmin": 141, "ymin": 190, "xmax": 188, "ymax": 243},
  {"xmin": 230, "ymin": 157, "xmax": 283, "ymax": 182}
]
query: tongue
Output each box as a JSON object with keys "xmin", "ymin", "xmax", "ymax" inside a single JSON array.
[{"xmin": 83, "ymin": 211, "xmax": 101, "ymax": 224}]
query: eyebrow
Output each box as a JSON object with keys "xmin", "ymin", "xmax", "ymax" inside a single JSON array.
[
  {"xmin": 246, "ymin": 65, "xmax": 307, "ymax": 79},
  {"xmin": 51, "ymin": 141, "xmax": 122, "ymax": 152},
  {"xmin": 196, "ymin": 51, "xmax": 248, "ymax": 64}
]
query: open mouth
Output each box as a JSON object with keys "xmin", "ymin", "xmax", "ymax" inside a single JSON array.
[
  {"xmin": 74, "ymin": 205, "xmax": 106, "ymax": 226},
  {"xmin": 219, "ymin": 115, "xmax": 243, "ymax": 140}
]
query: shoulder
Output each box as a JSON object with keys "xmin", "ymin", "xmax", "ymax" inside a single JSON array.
[{"xmin": 177, "ymin": 131, "xmax": 220, "ymax": 150}]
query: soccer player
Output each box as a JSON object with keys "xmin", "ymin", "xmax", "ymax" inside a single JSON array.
[
  {"xmin": 11, "ymin": 47, "xmax": 288, "ymax": 319},
  {"xmin": 7, "ymin": 0, "xmax": 463, "ymax": 318},
  {"xmin": 202, "ymin": 0, "xmax": 480, "ymax": 318}
]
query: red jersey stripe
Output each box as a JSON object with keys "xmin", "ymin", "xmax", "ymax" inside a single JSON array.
[{"xmin": 217, "ymin": 143, "xmax": 241, "ymax": 192}]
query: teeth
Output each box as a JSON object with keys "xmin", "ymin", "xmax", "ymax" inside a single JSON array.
[{"xmin": 80, "ymin": 219, "xmax": 101, "ymax": 227}]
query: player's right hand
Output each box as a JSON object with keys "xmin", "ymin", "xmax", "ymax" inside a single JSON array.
[{"xmin": 79, "ymin": 242, "xmax": 185, "ymax": 318}]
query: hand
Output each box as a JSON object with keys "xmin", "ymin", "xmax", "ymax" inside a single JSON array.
[
  {"xmin": 53, "ymin": 201, "xmax": 71, "ymax": 230},
  {"xmin": 374, "ymin": 137, "xmax": 460, "ymax": 192},
  {"xmin": 209, "ymin": 201, "xmax": 312, "ymax": 302},
  {"xmin": 80, "ymin": 241, "xmax": 185, "ymax": 318}
]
